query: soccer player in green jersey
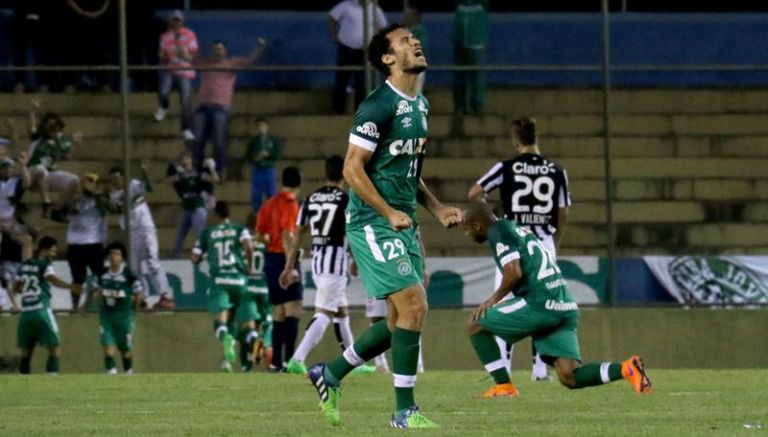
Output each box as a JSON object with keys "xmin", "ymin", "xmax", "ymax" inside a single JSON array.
[
  {"xmin": 191, "ymin": 201, "xmax": 254, "ymax": 372},
  {"xmin": 238, "ymin": 236, "xmax": 270, "ymax": 372},
  {"xmin": 308, "ymin": 23, "xmax": 463, "ymax": 429},
  {"xmin": 10, "ymin": 236, "xmax": 72, "ymax": 374},
  {"xmin": 86, "ymin": 242, "xmax": 143, "ymax": 375},
  {"xmin": 461, "ymin": 202, "xmax": 652, "ymax": 398}
]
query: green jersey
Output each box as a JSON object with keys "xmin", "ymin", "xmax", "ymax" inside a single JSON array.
[
  {"xmin": 346, "ymin": 81, "xmax": 430, "ymax": 229},
  {"xmin": 247, "ymin": 240, "xmax": 267, "ymax": 290},
  {"xmin": 246, "ymin": 135, "xmax": 282, "ymax": 169},
  {"xmin": 97, "ymin": 265, "xmax": 142, "ymax": 315},
  {"xmin": 17, "ymin": 258, "xmax": 55, "ymax": 313},
  {"xmin": 488, "ymin": 219, "xmax": 574, "ymax": 305},
  {"xmin": 27, "ymin": 134, "xmax": 73, "ymax": 170},
  {"xmin": 194, "ymin": 221, "xmax": 252, "ymax": 278},
  {"xmin": 168, "ymin": 166, "xmax": 214, "ymax": 210}
]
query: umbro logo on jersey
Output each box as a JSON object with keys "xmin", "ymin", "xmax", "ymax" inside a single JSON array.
[
  {"xmin": 356, "ymin": 122, "xmax": 380, "ymax": 139},
  {"xmin": 496, "ymin": 243, "xmax": 510, "ymax": 256},
  {"xmin": 396, "ymin": 100, "xmax": 413, "ymax": 116},
  {"xmin": 401, "ymin": 117, "xmax": 412, "ymax": 128}
]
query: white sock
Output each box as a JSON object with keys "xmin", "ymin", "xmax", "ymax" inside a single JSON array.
[
  {"xmin": 374, "ymin": 353, "xmax": 389, "ymax": 372},
  {"xmin": 532, "ymin": 352, "xmax": 549, "ymax": 378},
  {"xmin": 147, "ymin": 262, "xmax": 172, "ymax": 299},
  {"xmin": 495, "ymin": 335, "xmax": 513, "ymax": 374},
  {"xmin": 292, "ymin": 313, "xmax": 331, "ymax": 363},
  {"xmin": 333, "ymin": 316, "xmax": 354, "ymax": 349}
]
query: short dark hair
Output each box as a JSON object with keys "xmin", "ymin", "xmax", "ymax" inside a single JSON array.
[
  {"xmin": 282, "ymin": 166, "xmax": 302, "ymax": 188},
  {"xmin": 325, "ymin": 155, "xmax": 344, "ymax": 182},
  {"xmin": 109, "ymin": 166, "xmax": 123, "ymax": 176},
  {"xmin": 368, "ymin": 23, "xmax": 405, "ymax": 75},
  {"xmin": 106, "ymin": 241, "xmax": 127, "ymax": 258},
  {"xmin": 37, "ymin": 236, "xmax": 57, "ymax": 251},
  {"xmin": 512, "ymin": 117, "xmax": 537, "ymax": 146},
  {"xmin": 39, "ymin": 112, "xmax": 65, "ymax": 132},
  {"xmin": 214, "ymin": 201, "xmax": 230, "ymax": 218},
  {"xmin": 255, "ymin": 117, "xmax": 268, "ymax": 124}
]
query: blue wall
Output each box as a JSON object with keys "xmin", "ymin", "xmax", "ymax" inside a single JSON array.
[{"xmin": 3, "ymin": 11, "xmax": 768, "ymax": 88}]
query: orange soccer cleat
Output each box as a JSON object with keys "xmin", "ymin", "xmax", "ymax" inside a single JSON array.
[
  {"xmin": 482, "ymin": 382, "xmax": 519, "ymax": 398},
  {"xmin": 621, "ymin": 355, "xmax": 653, "ymax": 394}
]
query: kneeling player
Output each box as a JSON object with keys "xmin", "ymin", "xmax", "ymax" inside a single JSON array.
[
  {"xmin": 462, "ymin": 202, "xmax": 652, "ymax": 397},
  {"xmin": 87, "ymin": 242, "xmax": 143, "ymax": 374},
  {"xmin": 11, "ymin": 236, "xmax": 72, "ymax": 374}
]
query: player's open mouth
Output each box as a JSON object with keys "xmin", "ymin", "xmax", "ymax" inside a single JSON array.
[{"xmin": 414, "ymin": 49, "xmax": 424, "ymax": 58}]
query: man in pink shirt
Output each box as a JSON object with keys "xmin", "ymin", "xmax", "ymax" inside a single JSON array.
[
  {"xmin": 191, "ymin": 38, "xmax": 267, "ymax": 177},
  {"xmin": 155, "ymin": 10, "xmax": 198, "ymax": 141}
]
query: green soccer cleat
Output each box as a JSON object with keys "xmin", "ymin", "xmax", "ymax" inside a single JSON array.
[
  {"xmin": 390, "ymin": 406, "xmax": 438, "ymax": 429},
  {"xmin": 351, "ymin": 364, "xmax": 377, "ymax": 375},
  {"xmin": 222, "ymin": 334, "xmax": 236, "ymax": 364},
  {"xmin": 308, "ymin": 363, "xmax": 342, "ymax": 426},
  {"xmin": 285, "ymin": 358, "xmax": 308, "ymax": 375}
]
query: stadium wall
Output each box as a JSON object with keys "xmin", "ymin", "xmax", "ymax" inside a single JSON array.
[
  {"xmin": 2, "ymin": 12, "xmax": 768, "ymax": 88},
  {"xmin": 1, "ymin": 308, "xmax": 766, "ymax": 373}
]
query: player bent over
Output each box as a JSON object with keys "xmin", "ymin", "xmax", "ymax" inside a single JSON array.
[
  {"xmin": 85, "ymin": 242, "xmax": 143, "ymax": 374},
  {"xmin": 462, "ymin": 202, "xmax": 652, "ymax": 397},
  {"xmin": 192, "ymin": 201, "xmax": 254, "ymax": 372},
  {"xmin": 10, "ymin": 236, "xmax": 72, "ymax": 374}
]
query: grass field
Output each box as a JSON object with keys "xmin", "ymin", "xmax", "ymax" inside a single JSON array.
[{"xmin": 1, "ymin": 370, "xmax": 766, "ymax": 436}]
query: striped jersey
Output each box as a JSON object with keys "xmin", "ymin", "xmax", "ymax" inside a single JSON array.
[
  {"xmin": 297, "ymin": 185, "xmax": 348, "ymax": 277},
  {"xmin": 477, "ymin": 153, "xmax": 571, "ymax": 240}
]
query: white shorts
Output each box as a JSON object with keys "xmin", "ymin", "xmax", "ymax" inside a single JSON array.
[
  {"xmin": 31, "ymin": 166, "xmax": 78, "ymax": 190},
  {"xmin": 313, "ymin": 273, "xmax": 348, "ymax": 312},
  {"xmin": 365, "ymin": 297, "xmax": 388, "ymax": 318}
]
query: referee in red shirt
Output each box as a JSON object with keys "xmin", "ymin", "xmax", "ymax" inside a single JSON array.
[{"xmin": 256, "ymin": 166, "xmax": 303, "ymax": 372}]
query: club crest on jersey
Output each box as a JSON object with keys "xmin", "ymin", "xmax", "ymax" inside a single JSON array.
[
  {"xmin": 389, "ymin": 138, "xmax": 426, "ymax": 156},
  {"xmin": 356, "ymin": 122, "xmax": 380, "ymax": 139},
  {"xmin": 396, "ymin": 100, "xmax": 413, "ymax": 116},
  {"xmin": 397, "ymin": 260, "xmax": 413, "ymax": 276},
  {"xmin": 401, "ymin": 117, "xmax": 412, "ymax": 128},
  {"xmin": 495, "ymin": 243, "xmax": 510, "ymax": 256}
]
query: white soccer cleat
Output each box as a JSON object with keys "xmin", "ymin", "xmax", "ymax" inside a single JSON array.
[
  {"xmin": 182, "ymin": 129, "xmax": 195, "ymax": 141},
  {"xmin": 154, "ymin": 107, "xmax": 167, "ymax": 122}
]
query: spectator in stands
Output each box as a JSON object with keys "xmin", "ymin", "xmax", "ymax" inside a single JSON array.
[
  {"xmin": 154, "ymin": 10, "xmax": 198, "ymax": 141},
  {"xmin": 256, "ymin": 166, "xmax": 302, "ymax": 372},
  {"xmin": 0, "ymin": 118, "xmax": 19, "ymax": 150},
  {"xmin": 0, "ymin": 152, "xmax": 32, "ymax": 262},
  {"xmin": 244, "ymin": 118, "xmax": 281, "ymax": 213},
  {"xmin": 404, "ymin": 4, "xmax": 429, "ymax": 95},
  {"xmin": 191, "ymin": 38, "xmax": 268, "ymax": 178},
  {"xmin": 26, "ymin": 102, "xmax": 82, "ymax": 219},
  {"xmin": 453, "ymin": 0, "xmax": 488, "ymax": 115},
  {"xmin": 168, "ymin": 151, "xmax": 220, "ymax": 258},
  {"xmin": 65, "ymin": 173, "xmax": 109, "ymax": 309},
  {"xmin": 328, "ymin": 0, "xmax": 387, "ymax": 114}
]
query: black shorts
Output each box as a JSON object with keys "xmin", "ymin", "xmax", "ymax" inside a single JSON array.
[
  {"xmin": 67, "ymin": 243, "xmax": 106, "ymax": 284},
  {"xmin": 265, "ymin": 252, "xmax": 303, "ymax": 305}
]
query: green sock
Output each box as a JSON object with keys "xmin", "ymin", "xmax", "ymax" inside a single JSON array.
[
  {"xmin": 469, "ymin": 331, "xmax": 510, "ymax": 384},
  {"xmin": 326, "ymin": 319, "xmax": 391, "ymax": 385},
  {"xmin": 573, "ymin": 362, "xmax": 623, "ymax": 389},
  {"xmin": 261, "ymin": 321, "xmax": 273, "ymax": 349},
  {"xmin": 46, "ymin": 356, "xmax": 59, "ymax": 374},
  {"xmin": 105, "ymin": 356, "xmax": 116, "ymax": 371},
  {"xmin": 213, "ymin": 321, "xmax": 228, "ymax": 341},
  {"xmin": 392, "ymin": 327, "xmax": 421, "ymax": 412}
]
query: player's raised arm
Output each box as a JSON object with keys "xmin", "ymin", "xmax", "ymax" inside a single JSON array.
[
  {"xmin": 344, "ymin": 144, "xmax": 411, "ymax": 230},
  {"xmin": 417, "ymin": 178, "xmax": 463, "ymax": 228}
]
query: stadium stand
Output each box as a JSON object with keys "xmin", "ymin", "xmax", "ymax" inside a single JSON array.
[{"xmin": 2, "ymin": 88, "xmax": 767, "ymax": 257}]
